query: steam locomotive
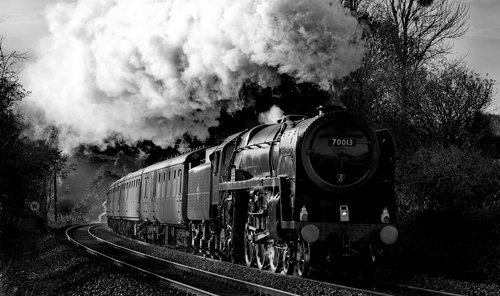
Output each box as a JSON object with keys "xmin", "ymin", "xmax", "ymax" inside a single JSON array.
[{"xmin": 106, "ymin": 105, "xmax": 398, "ymax": 277}]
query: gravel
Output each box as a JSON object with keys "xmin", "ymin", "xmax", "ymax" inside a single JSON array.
[
  {"xmin": 0, "ymin": 222, "xmax": 191, "ymax": 296},
  {"xmin": 93, "ymin": 224, "xmax": 500, "ymax": 296},
  {"xmin": 6, "ymin": 221, "xmax": 496, "ymax": 296},
  {"xmin": 92, "ymin": 225, "xmax": 378, "ymax": 296},
  {"xmin": 376, "ymin": 269, "xmax": 500, "ymax": 296}
]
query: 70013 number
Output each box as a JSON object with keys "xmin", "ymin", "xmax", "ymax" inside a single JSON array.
[{"xmin": 328, "ymin": 138, "xmax": 356, "ymax": 146}]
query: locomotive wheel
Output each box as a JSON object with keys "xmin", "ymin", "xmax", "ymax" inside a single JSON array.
[
  {"xmin": 268, "ymin": 244, "xmax": 281, "ymax": 273},
  {"xmin": 244, "ymin": 224, "xmax": 255, "ymax": 267},
  {"xmin": 255, "ymin": 243, "xmax": 268, "ymax": 270},
  {"xmin": 281, "ymin": 243, "xmax": 294, "ymax": 275},
  {"xmin": 295, "ymin": 241, "xmax": 311, "ymax": 278}
]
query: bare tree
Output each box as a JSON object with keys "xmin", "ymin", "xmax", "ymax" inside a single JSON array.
[
  {"xmin": 415, "ymin": 62, "xmax": 494, "ymax": 148},
  {"xmin": 350, "ymin": 0, "xmax": 469, "ymax": 110},
  {"xmin": 339, "ymin": 1, "xmax": 495, "ymax": 154},
  {"xmin": 0, "ymin": 41, "xmax": 27, "ymax": 156},
  {"xmin": 366, "ymin": 0, "xmax": 468, "ymax": 69}
]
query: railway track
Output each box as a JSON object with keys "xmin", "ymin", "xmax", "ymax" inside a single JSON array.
[
  {"xmin": 67, "ymin": 224, "xmax": 299, "ymax": 296},
  {"xmin": 308, "ymin": 267, "xmax": 466, "ymax": 295},
  {"xmin": 373, "ymin": 280, "xmax": 466, "ymax": 296},
  {"xmin": 275, "ymin": 270, "xmax": 466, "ymax": 296},
  {"xmin": 67, "ymin": 224, "xmax": 464, "ymax": 296}
]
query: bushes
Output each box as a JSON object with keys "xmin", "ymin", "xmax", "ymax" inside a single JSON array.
[
  {"xmin": 400, "ymin": 146, "xmax": 500, "ymax": 213},
  {"xmin": 394, "ymin": 146, "xmax": 500, "ymax": 282}
]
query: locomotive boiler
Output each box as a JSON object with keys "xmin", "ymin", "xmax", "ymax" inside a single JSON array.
[{"xmin": 107, "ymin": 105, "xmax": 398, "ymax": 277}]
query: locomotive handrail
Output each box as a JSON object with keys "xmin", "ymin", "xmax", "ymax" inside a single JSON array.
[{"xmin": 235, "ymin": 140, "xmax": 280, "ymax": 152}]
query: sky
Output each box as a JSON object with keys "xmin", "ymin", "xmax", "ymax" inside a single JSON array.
[{"xmin": 0, "ymin": 0, "xmax": 499, "ymax": 114}]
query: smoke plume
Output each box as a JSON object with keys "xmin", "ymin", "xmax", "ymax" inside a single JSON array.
[
  {"xmin": 22, "ymin": 0, "xmax": 365, "ymax": 151},
  {"xmin": 259, "ymin": 105, "xmax": 285, "ymax": 124}
]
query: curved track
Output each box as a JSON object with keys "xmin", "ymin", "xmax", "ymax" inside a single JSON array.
[
  {"xmin": 66, "ymin": 224, "xmax": 299, "ymax": 296},
  {"xmin": 67, "ymin": 224, "xmax": 465, "ymax": 296}
]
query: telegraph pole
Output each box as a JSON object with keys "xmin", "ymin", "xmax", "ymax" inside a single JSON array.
[{"xmin": 54, "ymin": 171, "xmax": 57, "ymax": 222}]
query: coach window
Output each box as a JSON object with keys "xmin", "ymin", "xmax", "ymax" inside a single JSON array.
[
  {"xmin": 178, "ymin": 169, "xmax": 182, "ymax": 192},
  {"xmin": 152, "ymin": 174, "xmax": 155, "ymax": 196},
  {"xmin": 151, "ymin": 173, "xmax": 155, "ymax": 197},
  {"xmin": 154, "ymin": 174, "xmax": 158, "ymax": 197},
  {"xmin": 149, "ymin": 176, "xmax": 152, "ymax": 195},
  {"xmin": 162, "ymin": 172, "xmax": 166, "ymax": 196}
]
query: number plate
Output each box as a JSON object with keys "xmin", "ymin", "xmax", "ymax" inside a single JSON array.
[{"xmin": 328, "ymin": 138, "xmax": 356, "ymax": 146}]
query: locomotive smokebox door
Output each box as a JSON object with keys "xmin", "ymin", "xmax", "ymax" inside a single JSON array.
[{"xmin": 300, "ymin": 112, "xmax": 381, "ymax": 193}]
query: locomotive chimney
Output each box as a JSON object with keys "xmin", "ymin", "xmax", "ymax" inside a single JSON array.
[
  {"xmin": 318, "ymin": 84, "xmax": 346, "ymax": 116},
  {"xmin": 317, "ymin": 105, "xmax": 331, "ymax": 116},
  {"xmin": 317, "ymin": 104, "xmax": 345, "ymax": 116}
]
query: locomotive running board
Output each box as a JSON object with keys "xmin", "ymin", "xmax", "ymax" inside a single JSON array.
[{"xmin": 218, "ymin": 177, "xmax": 281, "ymax": 191}]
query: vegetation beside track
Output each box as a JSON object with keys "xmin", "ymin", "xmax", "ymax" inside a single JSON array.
[{"xmin": 0, "ymin": 220, "xmax": 190, "ymax": 296}]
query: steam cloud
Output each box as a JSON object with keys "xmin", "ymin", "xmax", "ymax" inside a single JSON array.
[
  {"xmin": 22, "ymin": 0, "xmax": 365, "ymax": 151},
  {"xmin": 259, "ymin": 105, "xmax": 284, "ymax": 124}
]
